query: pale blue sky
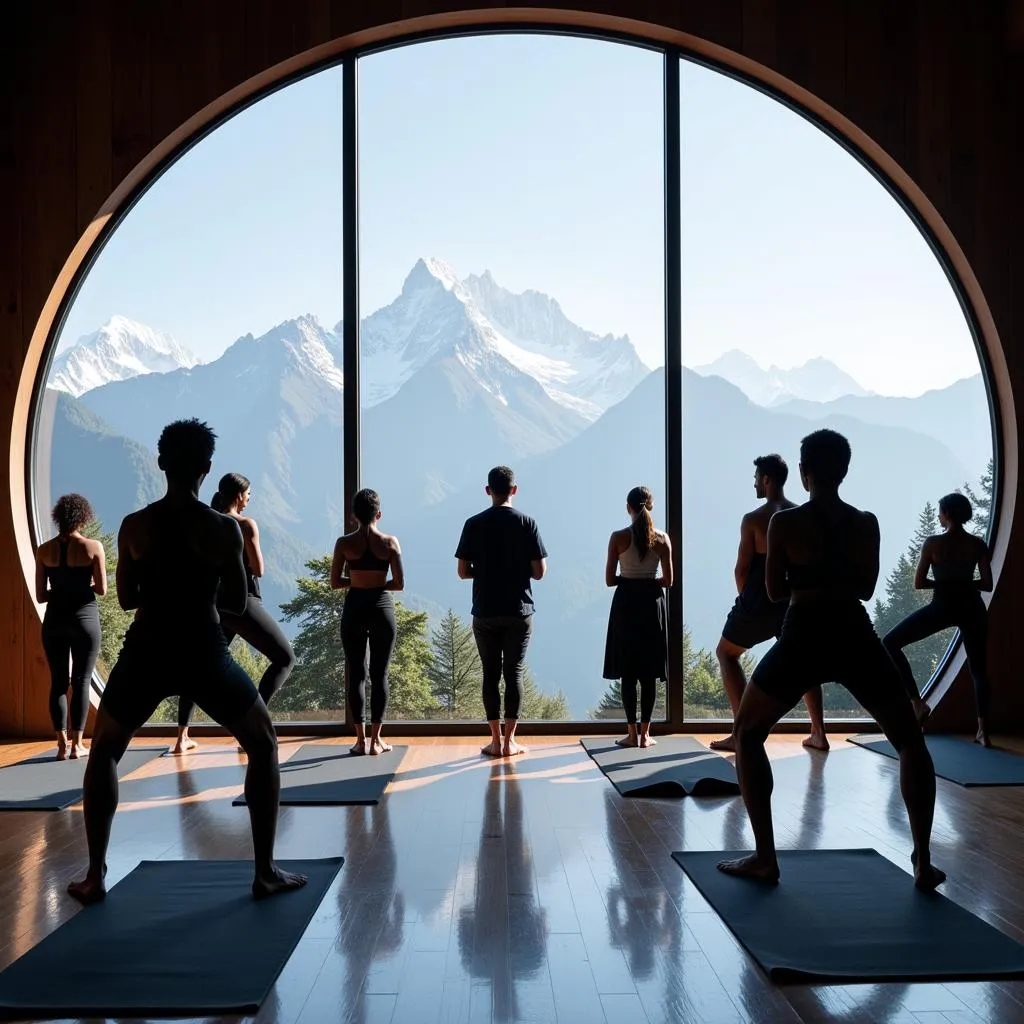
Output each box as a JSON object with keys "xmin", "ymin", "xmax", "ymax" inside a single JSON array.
[{"xmin": 58, "ymin": 34, "xmax": 980, "ymax": 396}]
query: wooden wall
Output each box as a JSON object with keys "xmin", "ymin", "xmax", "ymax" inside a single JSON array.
[{"xmin": 2, "ymin": 1, "xmax": 1022, "ymax": 735}]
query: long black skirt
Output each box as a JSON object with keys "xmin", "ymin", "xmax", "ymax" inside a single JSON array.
[{"xmin": 603, "ymin": 578, "xmax": 668, "ymax": 681}]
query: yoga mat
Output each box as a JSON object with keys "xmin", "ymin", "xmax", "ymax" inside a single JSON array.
[
  {"xmin": 580, "ymin": 736, "xmax": 739, "ymax": 797},
  {"xmin": 233, "ymin": 743, "xmax": 406, "ymax": 806},
  {"xmin": 0, "ymin": 746, "xmax": 167, "ymax": 810},
  {"xmin": 0, "ymin": 858, "xmax": 343, "ymax": 1019},
  {"xmin": 849, "ymin": 733, "xmax": 1024, "ymax": 786},
  {"xmin": 672, "ymin": 849, "xmax": 1024, "ymax": 982}
]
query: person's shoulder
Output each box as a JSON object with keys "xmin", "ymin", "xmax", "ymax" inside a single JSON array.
[
  {"xmin": 855, "ymin": 507, "xmax": 880, "ymax": 531},
  {"xmin": 36, "ymin": 536, "xmax": 56, "ymax": 561}
]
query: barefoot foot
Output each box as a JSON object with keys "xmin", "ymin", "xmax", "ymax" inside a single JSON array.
[
  {"xmin": 67, "ymin": 874, "xmax": 107, "ymax": 905},
  {"xmin": 69, "ymin": 744, "xmax": 88, "ymax": 759},
  {"xmin": 481, "ymin": 739, "xmax": 503, "ymax": 757},
  {"xmin": 914, "ymin": 862, "xmax": 947, "ymax": 892},
  {"xmin": 716, "ymin": 854, "xmax": 780, "ymax": 884},
  {"xmin": 502, "ymin": 741, "xmax": 528, "ymax": 757},
  {"xmin": 56, "ymin": 742, "xmax": 68, "ymax": 761},
  {"xmin": 172, "ymin": 737, "xmax": 198, "ymax": 755},
  {"xmin": 975, "ymin": 728, "xmax": 991, "ymax": 748},
  {"xmin": 349, "ymin": 740, "xmax": 366, "ymax": 756},
  {"xmin": 252, "ymin": 865, "xmax": 308, "ymax": 900},
  {"xmin": 802, "ymin": 732, "xmax": 830, "ymax": 752},
  {"xmin": 369, "ymin": 737, "xmax": 392, "ymax": 755},
  {"xmin": 639, "ymin": 733, "xmax": 657, "ymax": 748},
  {"xmin": 615, "ymin": 734, "xmax": 638, "ymax": 748},
  {"xmin": 709, "ymin": 735, "xmax": 737, "ymax": 753}
]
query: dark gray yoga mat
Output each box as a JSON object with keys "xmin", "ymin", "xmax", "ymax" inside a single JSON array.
[
  {"xmin": 849, "ymin": 733, "xmax": 1024, "ymax": 786},
  {"xmin": 0, "ymin": 857, "xmax": 343, "ymax": 1019},
  {"xmin": 0, "ymin": 746, "xmax": 166, "ymax": 810},
  {"xmin": 673, "ymin": 849, "xmax": 1024, "ymax": 982},
  {"xmin": 233, "ymin": 743, "xmax": 406, "ymax": 806},
  {"xmin": 581, "ymin": 736, "xmax": 739, "ymax": 797}
]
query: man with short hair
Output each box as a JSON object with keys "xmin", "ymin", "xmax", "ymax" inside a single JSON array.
[
  {"xmin": 718, "ymin": 430, "xmax": 943, "ymax": 890},
  {"xmin": 711, "ymin": 454, "xmax": 827, "ymax": 753},
  {"xmin": 68, "ymin": 419, "xmax": 306, "ymax": 905},
  {"xmin": 456, "ymin": 466, "xmax": 547, "ymax": 757}
]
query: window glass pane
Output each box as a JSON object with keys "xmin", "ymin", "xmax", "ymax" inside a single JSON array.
[
  {"xmin": 680, "ymin": 61, "xmax": 993, "ymax": 721},
  {"xmin": 357, "ymin": 35, "xmax": 665, "ymax": 722}
]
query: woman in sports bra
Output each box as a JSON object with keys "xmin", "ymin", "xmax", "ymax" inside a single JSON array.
[
  {"xmin": 331, "ymin": 488, "xmax": 405, "ymax": 755},
  {"xmin": 603, "ymin": 485, "xmax": 673, "ymax": 748},
  {"xmin": 174, "ymin": 472, "xmax": 295, "ymax": 754},
  {"xmin": 882, "ymin": 492, "xmax": 993, "ymax": 745},
  {"xmin": 35, "ymin": 493, "xmax": 106, "ymax": 759}
]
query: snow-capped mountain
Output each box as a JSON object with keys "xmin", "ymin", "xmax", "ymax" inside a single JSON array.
[
  {"xmin": 49, "ymin": 315, "xmax": 202, "ymax": 397},
  {"xmin": 354, "ymin": 258, "xmax": 649, "ymax": 420},
  {"xmin": 691, "ymin": 349, "xmax": 871, "ymax": 406}
]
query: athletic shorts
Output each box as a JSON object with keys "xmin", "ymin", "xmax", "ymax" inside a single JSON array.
[
  {"xmin": 750, "ymin": 600, "xmax": 904, "ymax": 713},
  {"xmin": 100, "ymin": 620, "xmax": 259, "ymax": 732},
  {"xmin": 721, "ymin": 597, "xmax": 786, "ymax": 650}
]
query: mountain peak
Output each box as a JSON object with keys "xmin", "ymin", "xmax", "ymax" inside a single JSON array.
[{"xmin": 402, "ymin": 257, "xmax": 463, "ymax": 296}]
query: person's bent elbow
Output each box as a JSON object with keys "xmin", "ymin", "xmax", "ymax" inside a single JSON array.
[{"xmin": 531, "ymin": 559, "xmax": 547, "ymax": 581}]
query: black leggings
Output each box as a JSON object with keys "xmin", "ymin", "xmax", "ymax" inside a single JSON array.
[
  {"xmin": 473, "ymin": 615, "xmax": 533, "ymax": 721},
  {"xmin": 341, "ymin": 588, "xmax": 396, "ymax": 724},
  {"xmin": 622, "ymin": 678, "xmax": 656, "ymax": 725},
  {"xmin": 42, "ymin": 602, "xmax": 101, "ymax": 733},
  {"xmin": 882, "ymin": 588, "xmax": 990, "ymax": 719},
  {"xmin": 178, "ymin": 595, "xmax": 295, "ymax": 727}
]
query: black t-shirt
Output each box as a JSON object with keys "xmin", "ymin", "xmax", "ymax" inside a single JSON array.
[{"xmin": 455, "ymin": 505, "xmax": 548, "ymax": 618}]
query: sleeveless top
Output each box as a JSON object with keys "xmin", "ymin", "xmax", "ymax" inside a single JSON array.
[
  {"xmin": 44, "ymin": 539, "xmax": 95, "ymax": 612},
  {"xmin": 785, "ymin": 502, "xmax": 862, "ymax": 593},
  {"xmin": 242, "ymin": 545, "xmax": 261, "ymax": 599},
  {"xmin": 619, "ymin": 536, "xmax": 661, "ymax": 579},
  {"xmin": 347, "ymin": 531, "xmax": 391, "ymax": 572}
]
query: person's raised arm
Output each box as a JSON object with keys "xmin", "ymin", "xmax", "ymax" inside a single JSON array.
[
  {"xmin": 385, "ymin": 538, "xmax": 405, "ymax": 592},
  {"xmin": 658, "ymin": 533, "xmax": 674, "ymax": 589},
  {"xmin": 91, "ymin": 542, "xmax": 108, "ymax": 597},
  {"xmin": 854, "ymin": 512, "xmax": 881, "ymax": 601},
  {"xmin": 34, "ymin": 550, "xmax": 48, "ymax": 605},
  {"xmin": 116, "ymin": 520, "xmax": 141, "ymax": 611},
  {"xmin": 763, "ymin": 514, "xmax": 790, "ymax": 604},
  {"xmin": 913, "ymin": 537, "xmax": 935, "ymax": 590},
  {"xmin": 734, "ymin": 514, "xmax": 755, "ymax": 594},
  {"xmin": 605, "ymin": 533, "xmax": 620, "ymax": 587},
  {"xmin": 244, "ymin": 518, "xmax": 265, "ymax": 578},
  {"xmin": 976, "ymin": 538, "xmax": 993, "ymax": 592},
  {"xmin": 330, "ymin": 537, "xmax": 350, "ymax": 590},
  {"xmin": 218, "ymin": 517, "xmax": 247, "ymax": 615}
]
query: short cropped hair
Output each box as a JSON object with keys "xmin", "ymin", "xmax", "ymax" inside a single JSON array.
[
  {"xmin": 352, "ymin": 488, "xmax": 381, "ymax": 525},
  {"xmin": 51, "ymin": 493, "xmax": 94, "ymax": 535},
  {"xmin": 800, "ymin": 429, "xmax": 851, "ymax": 487},
  {"xmin": 487, "ymin": 466, "xmax": 515, "ymax": 497},
  {"xmin": 157, "ymin": 419, "xmax": 217, "ymax": 478},
  {"xmin": 754, "ymin": 453, "xmax": 789, "ymax": 486},
  {"xmin": 939, "ymin": 492, "xmax": 973, "ymax": 526}
]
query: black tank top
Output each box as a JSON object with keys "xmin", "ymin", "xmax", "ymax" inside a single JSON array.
[
  {"xmin": 786, "ymin": 502, "xmax": 862, "ymax": 592},
  {"xmin": 347, "ymin": 531, "xmax": 391, "ymax": 572},
  {"xmin": 45, "ymin": 539, "xmax": 95, "ymax": 612}
]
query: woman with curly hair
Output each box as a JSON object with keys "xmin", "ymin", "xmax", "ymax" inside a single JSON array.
[{"xmin": 35, "ymin": 493, "xmax": 106, "ymax": 759}]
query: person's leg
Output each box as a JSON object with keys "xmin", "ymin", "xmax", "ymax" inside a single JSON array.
[
  {"xmin": 367, "ymin": 598, "xmax": 397, "ymax": 755},
  {"xmin": 959, "ymin": 604, "xmax": 991, "ymax": 746},
  {"xmin": 474, "ymin": 618, "xmax": 504, "ymax": 756},
  {"xmin": 638, "ymin": 679, "xmax": 657, "ymax": 748},
  {"xmin": 174, "ymin": 695, "xmax": 198, "ymax": 753},
  {"xmin": 882, "ymin": 603, "xmax": 950, "ymax": 724},
  {"xmin": 341, "ymin": 603, "xmax": 369, "ymax": 755},
  {"xmin": 617, "ymin": 677, "xmax": 639, "ymax": 748},
  {"xmin": 711, "ymin": 637, "xmax": 749, "ymax": 752},
  {"xmin": 68, "ymin": 605, "xmax": 101, "ymax": 757},
  {"xmin": 229, "ymin": 598, "xmax": 296, "ymax": 709},
  {"xmin": 500, "ymin": 616, "xmax": 532, "ymax": 756},
  {"xmin": 801, "ymin": 686, "xmax": 829, "ymax": 752},
  {"xmin": 42, "ymin": 621, "xmax": 71, "ymax": 758}
]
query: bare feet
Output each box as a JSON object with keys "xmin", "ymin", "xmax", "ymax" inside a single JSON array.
[
  {"xmin": 172, "ymin": 737, "xmax": 198, "ymax": 755},
  {"xmin": 56, "ymin": 740, "xmax": 68, "ymax": 761},
  {"xmin": 914, "ymin": 861, "xmax": 947, "ymax": 892},
  {"xmin": 252, "ymin": 865, "xmax": 308, "ymax": 900},
  {"xmin": 975, "ymin": 730, "xmax": 991, "ymax": 748},
  {"xmin": 369, "ymin": 737, "xmax": 392, "ymax": 755},
  {"xmin": 802, "ymin": 731, "xmax": 830, "ymax": 752},
  {"xmin": 616, "ymin": 734, "xmax": 638, "ymax": 748},
  {"xmin": 502, "ymin": 740, "xmax": 528, "ymax": 757},
  {"xmin": 481, "ymin": 739, "xmax": 503, "ymax": 758},
  {"xmin": 639, "ymin": 733, "xmax": 657, "ymax": 748},
  {"xmin": 350, "ymin": 740, "xmax": 366, "ymax": 756},
  {"xmin": 68, "ymin": 873, "xmax": 106, "ymax": 905},
  {"xmin": 69, "ymin": 743, "xmax": 88, "ymax": 759},
  {"xmin": 709, "ymin": 735, "xmax": 737, "ymax": 753},
  {"xmin": 716, "ymin": 854, "xmax": 780, "ymax": 884}
]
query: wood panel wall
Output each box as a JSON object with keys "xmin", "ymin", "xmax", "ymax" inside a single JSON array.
[{"xmin": 2, "ymin": 1, "xmax": 1022, "ymax": 735}]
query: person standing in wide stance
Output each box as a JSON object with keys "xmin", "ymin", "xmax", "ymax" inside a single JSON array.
[
  {"xmin": 68, "ymin": 419, "xmax": 305, "ymax": 904},
  {"xmin": 456, "ymin": 466, "xmax": 547, "ymax": 757}
]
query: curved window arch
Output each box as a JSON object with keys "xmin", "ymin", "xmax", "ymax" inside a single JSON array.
[{"xmin": 28, "ymin": 29, "xmax": 995, "ymax": 729}]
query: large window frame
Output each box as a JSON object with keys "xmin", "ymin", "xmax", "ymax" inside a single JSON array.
[{"xmin": 25, "ymin": 26, "xmax": 1002, "ymax": 736}]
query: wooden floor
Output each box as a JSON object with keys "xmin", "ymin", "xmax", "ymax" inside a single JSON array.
[{"xmin": 2, "ymin": 733, "xmax": 1024, "ymax": 1024}]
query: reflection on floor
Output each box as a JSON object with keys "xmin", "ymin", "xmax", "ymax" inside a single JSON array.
[{"xmin": 1, "ymin": 734, "xmax": 1024, "ymax": 1023}]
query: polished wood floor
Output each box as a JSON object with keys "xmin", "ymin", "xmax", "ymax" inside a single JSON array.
[{"xmin": 2, "ymin": 733, "xmax": 1024, "ymax": 1024}]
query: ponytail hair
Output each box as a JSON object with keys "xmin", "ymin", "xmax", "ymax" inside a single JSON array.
[
  {"xmin": 211, "ymin": 472, "xmax": 250, "ymax": 513},
  {"xmin": 626, "ymin": 485, "xmax": 656, "ymax": 558}
]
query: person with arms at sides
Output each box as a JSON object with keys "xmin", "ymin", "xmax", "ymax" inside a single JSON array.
[
  {"xmin": 718, "ymin": 429, "xmax": 944, "ymax": 891},
  {"xmin": 456, "ymin": 466, "xmax": 547, "ymax": 758},
  {"xmin": 883, "ymin": 492, "xmax": 994, "ymax": 745},
  {"xmin": 175, "ymin": 472, "xmax": 295, "ymax": 754},
  {"xmin": 712, "ymin": 455, "xmax": 828, "ymax": 754},
  {"xmin": 35, "ymin": 493, "xmax": 106, "ymax": 760},
  {"xmin": 603, "ymin": 485, "xmax": 673, "ymax": 748},
  {"xmin": 331, "ymin": 488, "xmax": 404, "ymax": 756},
  {"xmin": 68, "ymin": 419, "xmax": 306, "ymax": 904}
]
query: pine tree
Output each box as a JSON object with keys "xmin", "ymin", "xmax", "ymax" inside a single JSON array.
[
  {"xmin": 962, "ymin": 457, "xmax": 995, "ymax": 536},
  {"xmin": 427, "ymin": 610, "xmax": 483, "ymax": 718},
  {"xmin": 80, "ymin": 518, "xmax": 134, "ymax": 675},
  {"xmin": 388, "ymin": 604, "xmax": 439, "ymax": 719},
  {"xmin": 519, "ymin": 667, "xmax": 570, "ymax": 720}
]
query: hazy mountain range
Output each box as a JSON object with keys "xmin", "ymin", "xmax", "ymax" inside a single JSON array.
[{"xmin": 40, "ymin": 260, "xmax": 991, "ymax": 716}]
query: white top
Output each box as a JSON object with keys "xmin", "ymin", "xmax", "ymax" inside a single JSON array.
[{"xmin": 619, "ymin": 535, "xmax": 662, "ymax": 579}]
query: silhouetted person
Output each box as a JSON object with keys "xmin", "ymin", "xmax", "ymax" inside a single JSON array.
[
  {"xmin": 603, "ymin": 485, "xmax": 673, "ymax": 748},
  {"xmin": 711, "ymin": 455, "xmax": 827, "ymax": 754},
  {"xmin": 68, "ymin": 419, "xmax": 306, "ymax": 904},
  {"xmin": 882, "ymin": 492, "xmax": 994, "ymax": 746},
  {"xmin": 332, "ymin": 488, "xmax": 404, "ymax": 756},
  {"xmin": 717, "ymin": 429, "xmax": 944, "ymax": 891},
  {"xmin": 456, "ymin": 466, "xmax": 547, "ymax": 758},
  {"xmin": 176, "ymin": 471, "xmax": 295, "ymax": 753},
  {"xmin": 35, "ymin": 493, "xmax": 106, "ymax": 760}
]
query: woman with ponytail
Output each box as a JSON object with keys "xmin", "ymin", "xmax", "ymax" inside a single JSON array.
[
  {"xmin": 174, "ymin": 472, "xmax": 295, "ymax": 753},
  {"xmin": 603, "ymin": 485, "xmax": 673, "ymax": 747}
]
